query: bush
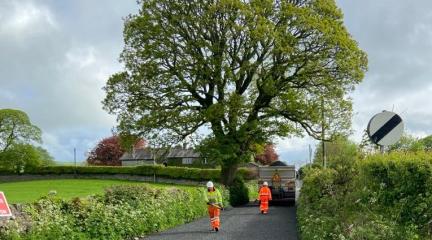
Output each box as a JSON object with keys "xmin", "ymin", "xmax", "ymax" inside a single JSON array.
[
  {"xmin": 0, "ymin": 185, "xmax": 215, "ymax": 240},
  {"xmin": 297, "ymin": 163, "xmax": 322, "ymax": 180},
  {"xmin": 229, "ymin": 177, "xmax": 249, "ymax": 206},
  {"xmin": 298, "ymin": 151, "xmax": 432, "ymax": 239},
  {"xmin": 359, "ymin": 152, "xmax": 432, "ymax": 229}
]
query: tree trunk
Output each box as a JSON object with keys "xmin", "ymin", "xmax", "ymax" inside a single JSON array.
[{"xmin": 221, "ymin": 163, "xmax": 239, "ymax": 186}]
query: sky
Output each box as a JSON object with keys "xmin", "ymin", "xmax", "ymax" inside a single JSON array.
[{"xmin": 1, "ymin": 1, "xmax": 432, "ymax": 167}]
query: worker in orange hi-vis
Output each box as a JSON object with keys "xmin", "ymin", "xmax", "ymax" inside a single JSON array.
[
  {"xmin": 204, "ymin": 181, "xmax": 223, "ymax": 232},
  {"xmin": 258, "ymin": 181, "xmax": 272, "ymax": 214}
]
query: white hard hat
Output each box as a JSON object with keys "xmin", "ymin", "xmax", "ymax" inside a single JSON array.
[
  {"xmin": 206, "ymin": 181, "xmax": 214, "ymax": 188},
  {"xmin": 263, "ymin": 182, "xmax": 268, "ymax": 186}
]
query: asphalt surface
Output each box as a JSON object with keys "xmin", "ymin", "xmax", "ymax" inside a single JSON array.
[{"xmin": 143, "ymin": 205, "xmax": 298, "ymax": 240}]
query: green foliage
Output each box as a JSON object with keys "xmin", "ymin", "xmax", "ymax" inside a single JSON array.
[
  {"xmin": 298, "ymin": 152, "xmax": 432, "ymax": 239},
  {"xmin": 314, "ymin": 136, "xmax": 358, "ymax": 167},
  {"xmin": 387, "ymin": 134, "xmax": 425, "ymax": 152},
  {"xmin": 0, "ymin": 165, "xmax": 256, "ymax": 182},
  {"xmin": 359, "ymin": 152, "xmax": 432, "ymax": 228},
  {"xmin": 314, "ymin": 136, "xmax": 358, "ymax": 185},
  {"xmin": 420, "ymin": 135, "xmax": 432, "ymax": 151},
  {"xmin": 0, "ymin": 109, "xmax": 52, "ymax": 172},
  {"xmin": 0, "ymin": 109, "xmax": 42, "ymax": 152},
  {"xmin": 229, "ymin": 177, "xmax": 250, "ymax": 206},
  {"xmin": 0, "ymin": 185, "xmax": 216, "ymax": 240},
  {"xmin": 0, "ymin": 144, "xmax": 54, "ymax": 173},
  {"xmin": 297, "ymin": 163, "xmax": 322, "ymax": 180},
  {"xmin": 104, "ymin": 0, "xmax": 367, "ymax": 185}
]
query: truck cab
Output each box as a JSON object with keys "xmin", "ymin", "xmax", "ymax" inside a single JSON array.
[{"xmin": 258, "ymin": 161, "xmax": 296, "ymax": 203}]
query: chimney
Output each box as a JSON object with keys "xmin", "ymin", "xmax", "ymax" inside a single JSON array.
[{"xmin": 183, "ymin": 142, "xmax": 187, "ymax": 150}]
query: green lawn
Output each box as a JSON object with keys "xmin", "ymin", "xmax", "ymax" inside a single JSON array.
[{"xmin": 0, "ymin": 179, "xmax": 195, "ymax": 204}]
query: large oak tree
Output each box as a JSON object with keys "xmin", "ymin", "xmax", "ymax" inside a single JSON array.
[{"xmin": 104, "ymin": 0, "xmax": 367, "ymax": 185}]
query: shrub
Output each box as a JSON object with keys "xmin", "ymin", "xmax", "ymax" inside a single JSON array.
[
  {"xmin": 229, "ymin": 177, "xmax": 249, "ymax": 206},
  {"xmin": 298, "ymin": 151, "xmax": 432, "ymax": 239},
  {"xmin": 1, "ymin": 185, "xmax": 214, "ymax": 240},
  {"xmin": 359, "ymin": 152, "xmax": 432, "ymax": 228}
]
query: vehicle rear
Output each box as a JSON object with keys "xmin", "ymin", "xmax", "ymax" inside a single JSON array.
[{"xmin": 258, "ymin": 161, "xmax": 296, "ymax": 203}]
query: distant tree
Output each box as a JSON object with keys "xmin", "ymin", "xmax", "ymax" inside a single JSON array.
[
  {"xmin": 104, "ymin": 0, "xmax": 367, "ymax": 185},
  {"xmin": 35, "ymin": 146, "xmax": 55, "ymax": 166},
  {"xmin": 0, "ymin": 109, "xmax": 41, "ymax": 152},
  {"xmin": 0, "ymin": 144, "xmax": 53, "ymax": 172},
  {"xmin": 87, "ymin": 136, "xmax": 126, "ymax": 166},
  {"xmin": 359, "ymin": 129, "xmax": 379, "ymax": 154},
  {"xmin": 314, "ymin": 136, "xmax": 358, "ymax": 166},
  {"xmin": 133, "ymin": 139, "xmax": 147, "ymax": 150},
  {"xmin": 419, "ymin": 135, "xmax": 432, "ymax": 151},
  {"xmin": 314, "ymin": 136, "xmax": 358, "ymax": 185},
  {"xmin": 388, "ymin": 134, "xmax": 424, "ymax": 152},
  {"xmin": 255, "ymin": 144, "xmax": 279, "ymax": 165}
]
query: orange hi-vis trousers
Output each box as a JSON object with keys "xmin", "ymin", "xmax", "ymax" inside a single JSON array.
[
  {"xmin": 260, "ymin": 195, "xmax": 270, "ymax": 213},
  {"xmin": 208, "ymin": 205, "xmax": 220, "ymax": 229}
]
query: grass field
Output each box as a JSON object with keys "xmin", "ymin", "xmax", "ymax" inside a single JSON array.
[{"xmin": 0, "ymin": 179, "xmax": 196, "ymax": 204}]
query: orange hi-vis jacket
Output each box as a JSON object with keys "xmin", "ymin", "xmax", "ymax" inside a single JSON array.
[
  {"xmin": 259, "ymin": 186, "xmax": 272, "ymax": 213},
  {"xmin": 259, "ymin": 186, "xmax": 272, "ymax": 202}
]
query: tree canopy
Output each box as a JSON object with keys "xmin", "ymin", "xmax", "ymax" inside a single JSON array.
[
  {"xmin": 0, "ymin": 144, "xmax": 54, "ymax": 173},
  {"xmin": 255, "ymin": 143, "xmax": 279, "ymax": 165},
  {"xmin": 104, "ymin": 0, "xmax": 367, "ymax": 184},
  {"xmin": 87, "ymin": 136, "xmax": 126, "ymax": 166},
  {"xmin": 0, "ymin": 109, "xmax": 42, "ymax": 152}
]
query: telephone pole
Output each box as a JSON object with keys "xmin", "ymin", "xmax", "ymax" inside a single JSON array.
[
  {"xmin": 321, "ymin": 97, "xmax": 327, "ymax": 168},
  {"xmin": 74, "ymin": 148, "xmax": 77, "ymax": 178}
]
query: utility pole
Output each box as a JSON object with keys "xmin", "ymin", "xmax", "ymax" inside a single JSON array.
[
  {"xmin": 74, "ymin": 148, "xmax": 77, "ymax": 178},
  {"xmin": 308, "ymin": 144, "xmax": 312, "ymax": 168},
  {"xmin": 321, "ymin": 97, "xmax": 327, "ymax": 168}
]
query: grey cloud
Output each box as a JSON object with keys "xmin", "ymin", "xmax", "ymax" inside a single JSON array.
[
  {"xmin": 0, "ymin": 0, "xmax": 138, "ymax": 160},
  {"xmin": 1, "ymin": 0, "xmax": 431, "ymax": 163},
  {"xmin": 334, "ymin": 0, "xmax": 432, "ymax": 140}
]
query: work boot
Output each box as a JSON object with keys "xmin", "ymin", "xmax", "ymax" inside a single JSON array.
[
  {"xmin": 261, "ymin": 210, "xmax": 264, "ymax": 214},
  {"xmin": 215, "ymin": 227, "xmax": 219, "ymax": 232}
]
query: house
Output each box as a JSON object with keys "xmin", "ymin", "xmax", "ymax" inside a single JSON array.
[
  {"xmin": 120, "ymin": 148, "xmax": 155, "ymax": 166},
  {"xmin": 120, "ymin": 147, "xmax": 205, "ymax": 167}
]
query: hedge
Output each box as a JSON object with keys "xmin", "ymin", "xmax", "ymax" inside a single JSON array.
[
  {"xmin": 359, "ymin": 152, "xmax": 432, "ymax": 229},
  {"xmin": 0, "ymin": 184, "xmax": 230, "ymax": 240},
  {"xmin": 0, "ymin": 165, "xmax": 257, "ymax": 182},
  {"xmin": 297, "ymin": 151, "xmax": 432, "ymax": 239}
]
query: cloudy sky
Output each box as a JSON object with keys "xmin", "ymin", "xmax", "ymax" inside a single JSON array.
[{"xmin": 1, "ymin": 1, "xmax": 431, "ymax": 166}]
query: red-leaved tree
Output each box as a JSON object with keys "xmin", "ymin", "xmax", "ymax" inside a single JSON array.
[
  {"xmin": 133, "ymin": 139, "xmax": 147, "ymax": 150},
  {"xmin": 255, "ymin": 144, "xmax": 279, "ymax": 165},
  {"xmin": 87, "ymin": 136, "xmax": 125, "ymax": 166}
]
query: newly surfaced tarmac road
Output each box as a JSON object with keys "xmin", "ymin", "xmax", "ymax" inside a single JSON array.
[{"xmin": 143, "ymin": 205, "xmax": 298, "ymax": 240}]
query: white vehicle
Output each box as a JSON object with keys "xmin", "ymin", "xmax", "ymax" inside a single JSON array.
[{"xmin": 258, "ymin": 161, "xmax": 296, "ymax": 202}]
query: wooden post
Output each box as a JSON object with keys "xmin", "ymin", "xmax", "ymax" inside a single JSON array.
[{"xmin": 321, "ymin": 97, "xmax": 327, "ymax": 168}]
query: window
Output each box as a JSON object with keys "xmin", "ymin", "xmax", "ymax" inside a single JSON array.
[{"xmin": 182, "ymin": 158, "xmax": 193, "ymax": 164}]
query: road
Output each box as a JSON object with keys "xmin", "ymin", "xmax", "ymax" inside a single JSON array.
[{"xmin": 143, "ymin": 205, "xmax": 298, "ymax": 240}]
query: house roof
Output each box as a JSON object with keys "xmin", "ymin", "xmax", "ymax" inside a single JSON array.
[
  {"xmin": 120, "ymin": 148, "xmax": 199, "ymax": 161},
  {"xmin": 270, "ymin": 160, "xmax": 288, "ymax": 166},
  {"xmin": 120, "ymin": 149, "xmax": 153, "ymax": 161},
  {"xmin": 166, "ymin": 148, "xmax": 200, "ymax": 158}
]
